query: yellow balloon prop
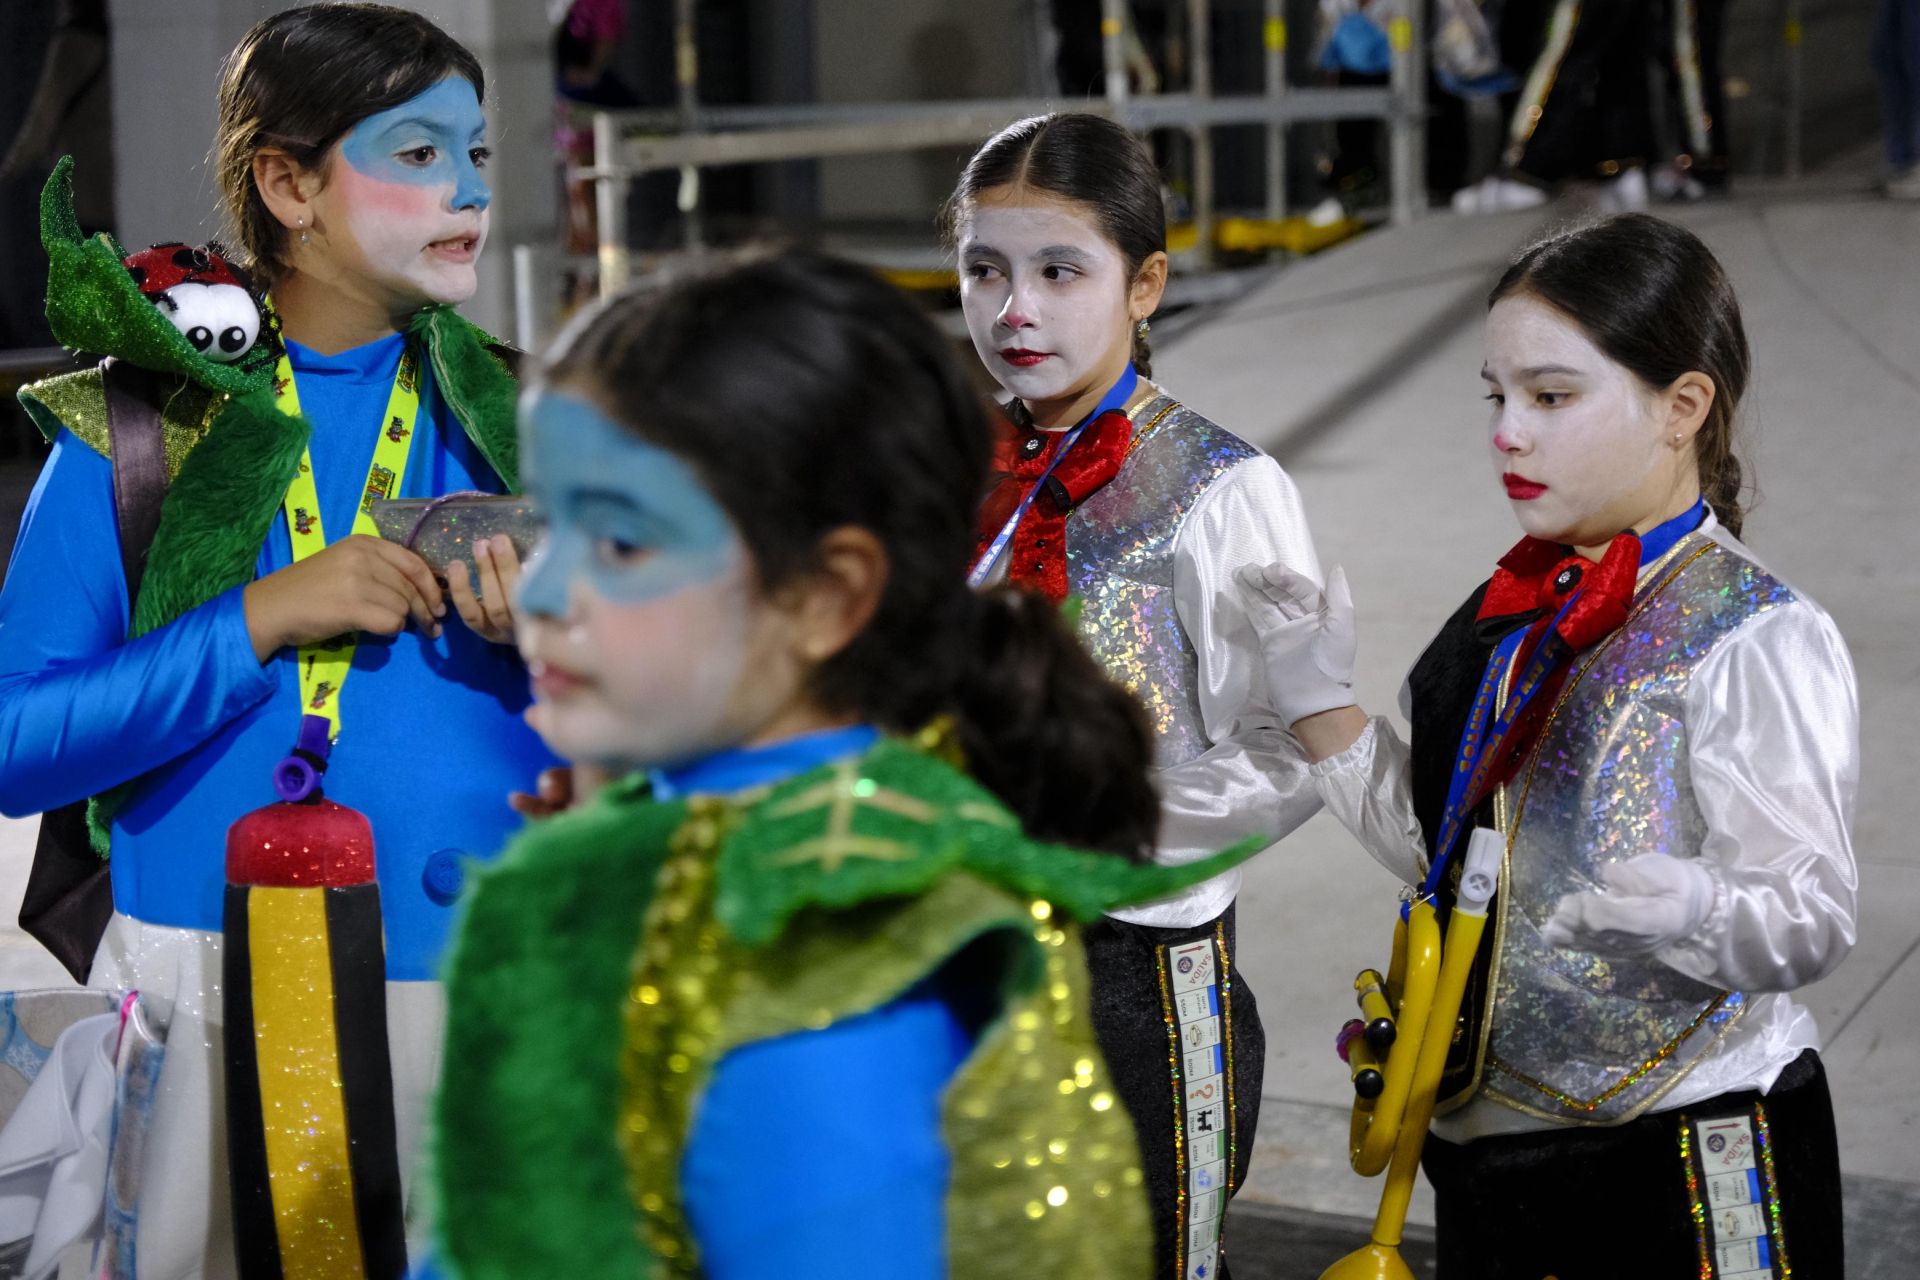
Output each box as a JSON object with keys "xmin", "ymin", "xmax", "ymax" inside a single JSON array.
[{"xmin": 1321, "ymin": 829, "xmax": 1505, "ymax": 1280}]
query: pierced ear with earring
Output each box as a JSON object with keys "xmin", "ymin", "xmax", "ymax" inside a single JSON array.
[
  {"xmin": 296, "ymin": 216, "xmax": 308, "ymax": 245},
  {"xmin": 1136, "ymin": 317, "xmax": 1150, "ymax": 342}
]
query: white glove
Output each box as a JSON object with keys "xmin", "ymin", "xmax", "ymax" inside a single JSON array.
[
  {"xmin": 1233, "ymin": 562, "xmax": 1357, "ymax": 727},
  {"xmin": 1539, "ymin": 854, "xmax": 1719, "ymax": 958}
]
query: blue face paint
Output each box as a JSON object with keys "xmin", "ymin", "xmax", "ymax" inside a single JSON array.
[
  {"xmin": 340, "ymin": 77, "xmax": 491, "ymax": 212},
  {"xmin": 517, "ymin": 392, "xmax": 741, "ymax": 617}
]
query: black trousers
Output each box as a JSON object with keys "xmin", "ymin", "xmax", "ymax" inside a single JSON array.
[
  {"xmin": 1502, "ymin": 0, "xmax": 1658, "ymax": 182},
  {"xmin": 1085, "ymin": 904, "xmax": 1265, "ymax": 1280},
  {"xmin": 1423, "ymin": 1050, "xmax": 1844, "ymax": 1279}
]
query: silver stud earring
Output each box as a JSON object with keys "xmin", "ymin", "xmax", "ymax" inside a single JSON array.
[
  {"xmin": 297, "ymin": 216, "xmax": 309, "ymax": 245},
  {"xmin": 1673, "ymin": 432, "xmax": 1683, "ymax": 444}
]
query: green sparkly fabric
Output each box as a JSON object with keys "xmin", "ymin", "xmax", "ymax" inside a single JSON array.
[
  {"xmin": 38, "ymin": 157, "xmax": 278, "ymax": 397},
  {"xmin": 437, "ymin": 741, "xmax": 1249, "ymax": 1278},
  {"xmin": 15, "ymin": 298, "xmax": 520, "ymax": 854}
]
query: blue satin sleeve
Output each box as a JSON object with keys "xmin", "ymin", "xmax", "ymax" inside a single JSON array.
[
  {"xmin": 681, "ymin": 989, "xmax": 975, "ymax": 1279},
  {"xmin": 0, "ymin": 430, "xmax": 278, "ymax": 815}
]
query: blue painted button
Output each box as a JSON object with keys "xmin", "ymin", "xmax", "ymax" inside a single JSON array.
[{"xmin": 422, "ymin": 849, "xmax": 466, "ymax": 905}]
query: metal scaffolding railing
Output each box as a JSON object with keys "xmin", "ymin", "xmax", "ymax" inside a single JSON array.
[{"xmin": 580, "ymin": 2, "xmax": 1427, "ymax": 294}]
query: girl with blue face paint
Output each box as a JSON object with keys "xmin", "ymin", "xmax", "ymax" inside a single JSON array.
[
  {"xmin": 434, "ymin": 250, "xmax": 1266, "ymax": 1280},
  {"xmin": 0, "ymin": 5, "xmax": 554, "ymax": 1274}
]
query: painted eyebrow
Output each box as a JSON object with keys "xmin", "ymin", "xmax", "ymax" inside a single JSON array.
[
  {"xmin": 959, "ymin": 243, "xmax": 1004, "ymax": 262},
  {"xmin": 377, "ymin": 117, "xmax": 485, "ymax": 141},
  {"xmin": 1032, "ymin": 244, "xmax": 1096, "ymax": 265},
  {"xmin": 1480, "ymin": 364, "xmax": 1585, "ymax": 381}
]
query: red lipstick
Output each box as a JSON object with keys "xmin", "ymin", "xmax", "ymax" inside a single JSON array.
[
  {"xmin": 999, "ymin": 348, "xmax": 1050, "ymax": 368},
  {"xmin": 1503, "ymin": 474, "xmax": 1548, "ymax": 500}
]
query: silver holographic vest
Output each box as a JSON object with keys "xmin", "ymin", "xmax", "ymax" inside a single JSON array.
[
  {"xmin": 1477, "ymin": 533, "xmax": 1796, "ymax": 1125},
  {"xmin": 1065, "ymin": 389, "xmax": 1259, "ymax": 768}
]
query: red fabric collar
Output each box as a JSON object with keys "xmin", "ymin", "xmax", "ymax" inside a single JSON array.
[
  {"xmin": 1477, "ymin": 530, "xmax": 1642, "ymax": 654},
  {"xmin": 972, "ymin": 408, "xmax": 1135, "ymax": 602}
]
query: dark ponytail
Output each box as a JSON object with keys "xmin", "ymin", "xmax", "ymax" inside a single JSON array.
[
  {"xmin": 943, "ymin": 113, "xmax": 1167, "ymax": 379},
  {"xmin": 1490, "ymin": 213, "xmax": 1753, "ymax": 536},
  {"xmin": 540, "ymin": 248, "xmax": 1160, "ymax": 860}
]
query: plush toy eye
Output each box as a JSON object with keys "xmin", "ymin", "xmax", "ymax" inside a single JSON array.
[{"xmin": 157, "ymin": 282, "xmax": 261, "ymax": 363}]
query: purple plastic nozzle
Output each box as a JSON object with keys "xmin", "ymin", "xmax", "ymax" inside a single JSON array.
[{"xmin": 272, "ymin": 713, "xmax": 333, "ymax": 802}]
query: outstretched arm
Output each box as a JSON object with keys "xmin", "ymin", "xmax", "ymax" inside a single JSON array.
[{"xmin": 1234, "ymin": 549, "xmax": 1426, "ymax": 883}]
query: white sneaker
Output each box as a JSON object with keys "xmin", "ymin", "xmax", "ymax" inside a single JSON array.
[
  {"xmin": 1451, "ymin": 175, "xmax": 1549, "ymax": 215},
  {"xmin": 1597, "ymin": 167, "xmax": 1650, "ymax": 212},
  {"xmin": 1305, "ymin": 196, "xmax": 1347, "ymax": 227},
  {"xmin": 1888, "ymin": 167, "xmax": 1920, "ymax": 200},
  {"xmin": 1651, "ymin": 164, "xmax": 1706, "ymax": 202}
]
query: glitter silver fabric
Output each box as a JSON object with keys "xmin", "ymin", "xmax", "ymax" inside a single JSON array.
[
  {"xmin": 1482, "ymin": 534, "xmax": 1796, "ymax": 1124},
  {"xmin": 1066, "ymin": 396, "xmax": 1259, "ymax": 767}
]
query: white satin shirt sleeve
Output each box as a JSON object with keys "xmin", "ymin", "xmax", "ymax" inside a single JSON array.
[
  {"xmin": 1108, "ymin": 455, "xmax": 1326, "ymax": 929},
  {"xmin": 1308, "ymin": 716, "xmax": 1428, "ymax": 886},
  {"xmin": 1657, "ymin": 600, "xmax": 1861, "ymax": 993}
]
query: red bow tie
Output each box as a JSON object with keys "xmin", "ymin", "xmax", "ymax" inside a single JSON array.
[
  {"xmin": 1467, "ymin": 530, "xmax": 1643, "ymax": 795},
  {"xmin": 972, "ymin": 407, "xmax": 1134, "ymax": 602},
  {"xmin": 1477, "ymin": 531, "xmax": 1642, "ymax": 655}
]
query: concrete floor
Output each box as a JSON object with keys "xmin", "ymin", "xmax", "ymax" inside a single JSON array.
[
  {"xmin": 0, "ymin": 162, "xmax": 1914, "ymax": 1279},
  {"xmin": 1150, "ymin": 162, "xmax": 1920, "ymax": 1268}
]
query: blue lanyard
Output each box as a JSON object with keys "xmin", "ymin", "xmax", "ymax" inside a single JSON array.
[
  {"xmin": 967, "ymin": 419, "xmax": 1090, "ymax": 589},
  {"xmin": 1418, "ymin": 500, "xmax": 1707, "ymax": 912},
  {"xmin": 1417, "ymin": 593, "xmax": 1578, "ymax": 913}
]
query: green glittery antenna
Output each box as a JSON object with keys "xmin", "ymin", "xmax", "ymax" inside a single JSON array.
[{"xmin": 39, "ymin": 156, "xmax": 280, "ymax": 397}]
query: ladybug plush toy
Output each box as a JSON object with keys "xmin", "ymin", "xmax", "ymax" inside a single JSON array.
[{"xmin": 123, "ymin": 242, "xmax": 262, "ymax": 364}]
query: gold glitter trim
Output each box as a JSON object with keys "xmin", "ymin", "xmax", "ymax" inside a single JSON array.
[
  {"xmin": 619, "ymin": 797, "xmax": 739, "ymax": 1273},
  {"xmin": 1216, "ymin": 922, "xmax": 1238, "ymax": 1198},
  {"xmin": 1153, "ymin": 942, "xmax": 1189, "ymax": 1279},
  {"xmin": 1677, "ymin": 1112, "xmax": 1714, "ymax": 1279},
  {"xmin": 1756, "ymin": 1101, "xmax": 1792, "ymax": 1278},
  {"xmin": 1485, "ymin": 990, "xmax": 1732, "ymax": 1111}
]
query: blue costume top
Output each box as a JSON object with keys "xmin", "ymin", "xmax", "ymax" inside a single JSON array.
[
  {"xmin": 656, "ymin": 726, "xmax": 972, "ymax": 1280},
  {"xmin": 0, "ymin": 333, "xmax": 557, "ymax": 979}
]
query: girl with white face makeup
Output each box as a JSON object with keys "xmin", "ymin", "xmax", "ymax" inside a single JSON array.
[
  {"xmin": 0, "ymin": 6, "xmax": 555, "ymax": 1273},
  {"xmin": 436, "ymin": 249, "xmax": 1262, "ymax": 1280},
  {"xmin": 1241, "ymin": 214, "xmax": 1857, "ymax": 1277},
  {"xmin": 948, "ymin": 112, "xmax": 1341, "ymax": 1280}
]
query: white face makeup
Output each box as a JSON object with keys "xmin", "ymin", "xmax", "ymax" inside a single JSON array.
[
  {"xmin": 306, "ymin": 77, "xmax": 492, "ymax": 312},
  {"xmin": 1482, "ymin": 293, "xmax": 1701, "ymax": 551},
  {"xmin": 513, "ymin": 391, "xmax": 806, "ymax": 772},
  {"xmin": 957, "ymin": 186, "xmax": 1138, "ymax": 427}
]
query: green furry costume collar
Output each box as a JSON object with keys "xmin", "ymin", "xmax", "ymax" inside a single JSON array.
[
  {"xmin": 436, "ymin": 738, "xmax": 1249, "ymax": 1279},
  {"xmin": 16, "ymin": 305, "xmax": 521, "ymax": 852}
]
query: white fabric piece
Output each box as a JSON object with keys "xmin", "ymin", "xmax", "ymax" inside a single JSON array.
[
  {"xmin": 87, "ymin": 914, "xmax": 448, "ymax": 1280},
  {"xmin": 1309, "ymin": 717, "xmax": 1427, "ymax": 885},
  {"xmin": 0, "ymin": 1010, "xmax": 116, "ymax": 1279},
  {"xmin": 1111, "ymin": 454, "xmax": 1327, "ymax": 928},
  {"xmin": 1308, "ymin": 518, "xmax": 1860, "ymax": 1137},
  {"xmin": 1540, "ymin": 852, "xmax": 1719, "ymax": 957},
  {"xmin": 1233, "ymin": 562, "xmax": 1358, "ymax": 725}
]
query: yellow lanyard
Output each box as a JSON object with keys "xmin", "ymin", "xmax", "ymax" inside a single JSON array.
[{"xmin": 272, "ymin": 344, "xmax": 423, "ymax": 739}]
